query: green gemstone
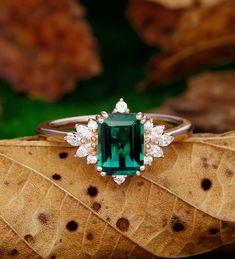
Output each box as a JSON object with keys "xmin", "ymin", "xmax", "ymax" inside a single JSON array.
[{"xmin": 98, "ymin": 113, "xmax": 144, "ymax": 175}]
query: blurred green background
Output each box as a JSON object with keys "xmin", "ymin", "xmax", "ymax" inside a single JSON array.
[{"xmin": 0, "ymin": 0, "xmax": 186, "ymax": 139}]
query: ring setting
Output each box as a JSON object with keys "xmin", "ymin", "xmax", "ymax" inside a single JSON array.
[{"xmin": 64, "ymin": 98, "xmax": 174, "ymax": 185}]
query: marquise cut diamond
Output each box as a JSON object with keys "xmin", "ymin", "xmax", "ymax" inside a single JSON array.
[
  {"xmin": 75, "ymin": 144, "xmax": 93, "ymax": 157},
  {"xmin": 64, "ymin": 98, "xmax": 175, "ymax": 184}
]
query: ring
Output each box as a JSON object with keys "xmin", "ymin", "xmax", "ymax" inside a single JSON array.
[{"xmin": 37, "ymin": 98, "xmax": 192, "ymax": 185}]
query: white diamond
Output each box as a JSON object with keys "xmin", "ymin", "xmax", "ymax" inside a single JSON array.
[
  {"xmin": 87, "ymin": 154, "xmax": 97, "ymax": 164},
  {"xmin": 149, "ymin": 145, "xmax": 164, "ymax": 157},
  {"xmin": 75, "ymin": 125, "xmax": 92, "ymax": 140},
  {"xmin": 113, "ymin": 175, "xmax": 127, "ymax": 185},
  {"xmin": 144, "ymin": 155, "xmax": 153, "ymax": 165},
  {"xmin": 115, "ymin": 100, "xmax": 128, "ymax": 113},
  {"xmin": 65, "ymin": 132, "xmax": 81, "ymax": 146},
  {"xmin": 158, "ymin": 134, "xmax": 174, "ymax": 147},
  {"xmin": 75, "ymin": 144, "xmax": 92, "ymax": 157},
  {"xmin": 144, "ymin": 120, "xmax": 153, "ymax": 130},
  {"xmin": 88, "ymin": 119, "xmax": 98, "ymax": 130},
  {"xmin": 150, "ymin": 125, "xmax": 165, "ymax": 142}
]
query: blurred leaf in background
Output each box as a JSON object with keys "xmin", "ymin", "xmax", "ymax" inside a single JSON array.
[
  {"xmin": 0, "ymin": 0, "xmax": 185, "ymax": 139},
  {"xmin": 156, "ymin": 71, "xmax": 235, "ymax": 133},
  {"xmin": 127, "ymin": 0, "xmax": 235, "ymax": 133},
  {"xmin": 0, "ymin": 0, "xmax": 235, "ymax": 138},
  {"xmin": 128, "ymin": 0, "xmax": 235, "ymax": 89},
  {"xmin": 0, "ymin": 0, "xmax": 101, "ymax": 101}
]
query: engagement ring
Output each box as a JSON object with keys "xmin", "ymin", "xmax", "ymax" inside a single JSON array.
[{"xmin": 37, "ymin": 99, "xmax": 192, "ymax": 184}]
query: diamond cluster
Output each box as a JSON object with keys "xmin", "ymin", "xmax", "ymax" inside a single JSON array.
[
  {"xmin": 144, "ymin": 120, "xmax": 174, "ymax": 165},
  {"xmin": 64, "ymin": 98, "xmax": 174, "ymax": 184},
  {"xmin": 65, "ymin": 119, "xmax": 98, "ymax": 164}
]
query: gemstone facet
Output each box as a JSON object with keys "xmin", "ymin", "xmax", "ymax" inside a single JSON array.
[{"xmin": 98, "ymin": 113, "xmax": 144, "ymax": 175}]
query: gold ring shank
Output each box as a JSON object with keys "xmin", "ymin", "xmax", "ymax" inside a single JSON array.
[{"xmin": 37, "ymin": 114, "xmax": 192, "ymax": 142}]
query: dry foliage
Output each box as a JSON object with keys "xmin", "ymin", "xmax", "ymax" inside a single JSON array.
[
  {"xmin": 155, "ymin": 71, "xmax": 235, "ymax": 133},
  {"xmin": 149, "ymin": 0, "xmax": 228, "ymax": 9},
  {"xmin": 0, "ymin": 0, "xmax": 101, "ymax": 101},
  {"xmin": 0, "ymin": 133, "xmax": 235, "ymax": 257},
  {"xmin": 127, "ymin": 0, "xmax": 235, "ymax": 90}
]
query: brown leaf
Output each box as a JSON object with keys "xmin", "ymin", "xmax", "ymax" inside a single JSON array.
[
  {"xmin": 0, "ymin": 0, "xmax": 101, "ymax": 101},
  {"xmin": 127, "ymin": 0, "xmax": 185, "ymax": 47},
  {"xmin": 127, "ymin": 0, "xmax": 235, "ymax": 90},
  {"xmin": 0, "ymin": 135, "xmax": 235, "ymax": 257},
  {"xmin": 155, "ymin": 71, "xmax": 235, "ymax": 133},
  {"xmin": 150, "ymin": 0, "xmax": 228, "ymax": 9}
]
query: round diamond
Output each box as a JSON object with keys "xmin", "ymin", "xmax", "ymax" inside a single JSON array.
[
  {"xmin": 75, "ymin": 144, "xmax": 92, "ymax": 157},
  {"xmin": 158, "ymin": 134, "xmax": 174, "ymax": 147},
  {"xmin": 87, "ymin": 154, "xmax": 97, "ymax": 164},
  {"xmin": 149, "ymin": 145, "xmax": 164, "ymax": 157},
  {"xmin": 115, "ymin": 100, "xmax": 128, "ymax": 113},
  {"xmin": 88, "ymin": 119, "xmax": 98, "ymax": 130},
  {"xmin": 144, "ymin": 155, "xmax": 153, "ymax": 165}
]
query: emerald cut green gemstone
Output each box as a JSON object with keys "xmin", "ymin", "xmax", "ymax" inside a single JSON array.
[{"xmin": 98, "ymin": 113, "xmax": 144, "ymax": 175}]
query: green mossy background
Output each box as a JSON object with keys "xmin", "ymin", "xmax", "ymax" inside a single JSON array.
[{"xmin": 0, "ymin": 0, "xmax": 186, "ymax": 139}]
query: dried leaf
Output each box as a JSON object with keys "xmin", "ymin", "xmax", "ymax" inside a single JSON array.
[
  {"xmin": 150, "ymin": 0, "xmax": 228, "ymax": 9},
  {"xmin": 0, "ymin": 0, "xmax": 101, "ymax": 101},
  {"xmin": 127, "ymin": 0, "xmax": 235, "ymax": 90},
  {"xmin": 127, "ymin": 0, "xmax": 185, "ymax": 47},
  {"xmin": 155, "ymin": 71, "xmax": 235, "ymax": 133},
  {"xmin": 0, "ymin": 134, "xmax": 235, "ymax": 257}
]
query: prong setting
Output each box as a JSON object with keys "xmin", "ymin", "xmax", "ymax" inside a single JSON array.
[
  {"xmin": 64, "ymin": 98, "xmax": 174, "ymax": 185},
  {"xmin": 96, "ymin": 115, "xmax": 104, "ymax": 124},
  {"xmin": 136, "ymin": 112, "xmax": 144, "ymax": 120},
  {"xmin": 101, "ymin": 111, "xmax": 109, "ymax": 118},
  {"xmin": 113, "ymin": 98, "xmax": 129, "ymax": 114},
  {"xmin": 97, "ymin": 167, "xmax": 102, "ymax": 172}
]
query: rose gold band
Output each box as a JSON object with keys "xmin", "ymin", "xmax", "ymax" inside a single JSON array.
[{"xmin": 37, "ymin": 113, "xmax": 192, "ymax": 142}]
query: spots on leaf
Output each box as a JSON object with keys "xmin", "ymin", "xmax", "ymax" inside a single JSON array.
[
  {"xmin": 86, "ymin": 232, "xmax": 94, "ymax": 241},
  {"xmin": 87, "ymin": 186, "xmax": 98, "ymax": 197},
  {"xmin": 52, "ymin": 173, "xmax": 62, "ymax": 180},
  {"xmin": 225, "ymin": 169, "xmax": 235, "ymax": 178},
  {"xmin": 50, "ymin": 256, "xmax": 56, "ymax": 259},
  {"xmin": 59, "ymin": 152, "xmax": 68, "ymax": 159},
  {"xmin": 137, "ymin": 181, "xmax": 144, "ymax": 187},
  {"xmin": 66, "ymin": 220, "xmax": 78, "ymax": 231},
  {"xmin": 201, "ymin": 178, "xmax": 212, "ymax": 191},
  {"xmin": 116, "ymin": 217, "xmax": 130, "ymax": 232},
  {"xmin": 4, "ymin": 181, "xmax": 9, "ymax": 186},
  {"xmin": 172, "ymin": 222, "xmax": 185, "ymax": 232},
  {"xmin": 162, "ymin": 218, "xmax": 168, "ymax": 227},
  {"xmin": 38, "ymin": 213, "xmax": 49, "ymax": 225},
  {"xmin": 24, "ymin": 234, "xmax": 34, "ymax": 243},
  {"xmin": 201, "ymin": 157, "xmax": 209, "ymax": 169},
  {"xmin": 212, "ymin": 164, "xmax": 218, "ymax": 170},
  {"xmin": 222, "ymin": 221, "xmax": 229, "ymax": 229},
  {"xmin": 171, "ymin": 215, "xmax": 185, "ymax": 232},
  {"xmin": 28, "ymin": 151, "xmax": 32, "ymax": 155},
  {"xmin": 209, "ymin": 227, "xmax": 219, "ymax": 235},
  {"xmin": 91, "ymin": 202, "xmax": 101, "ymax": 212},
  {"xmin": 10, "ymin": 249, "xmax": 18, "ymax": 256},
  {"xmin": 106, "ymin": 217, "xmax": 111, "ymax": 222}
]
